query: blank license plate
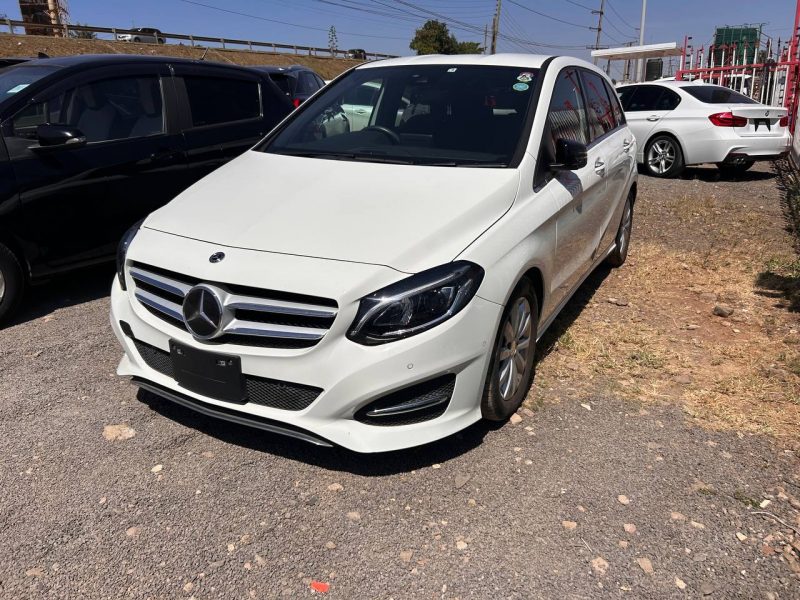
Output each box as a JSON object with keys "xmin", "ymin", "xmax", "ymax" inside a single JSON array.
[{"xmin": 170, "ymin": 340, "xmax": 246, "ymax": 404}]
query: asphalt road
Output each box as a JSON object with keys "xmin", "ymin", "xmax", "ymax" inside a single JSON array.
[{"xmin": 1, "ymin": 175, "xmax": 799, "ymax": 599}]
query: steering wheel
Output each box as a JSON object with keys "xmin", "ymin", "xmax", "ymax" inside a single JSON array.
[{"xmin": 362, "ymin": 125, "xmax": 401, "ymax": 145}]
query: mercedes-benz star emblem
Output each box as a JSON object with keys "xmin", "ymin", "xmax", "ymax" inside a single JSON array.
[
  {"xmin": 182, "ymin": 285, "xmax": 224, "ymax": 339},
  {"xmin": 209, "ymin": 252, "xmax": 226, "ymax": 263}
]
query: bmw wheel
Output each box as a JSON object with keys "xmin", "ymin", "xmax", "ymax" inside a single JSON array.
[
  {"xmin": 644, "ymin": 135, "xmax": 684, "ymax": 178},
  {"xmin": 481, "ymin": 279, "xmax": 538, "ymax": 421},
  {"xmin": 0, "ymin": 242, "xmax": 24, "ymax": 325}
]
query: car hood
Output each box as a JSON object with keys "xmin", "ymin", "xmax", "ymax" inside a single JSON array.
[{"xmin": 144, "ymin": 150, "xmax": 520, "ymax": 273}]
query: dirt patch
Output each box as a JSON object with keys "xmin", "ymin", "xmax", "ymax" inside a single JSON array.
[
  {"xmin": 530, "ymin": 163, "xmax": 800, "ymax": 448},
  {"xmin": 0, "ymin": 33, "xmax": 360, "ymax": 79}
]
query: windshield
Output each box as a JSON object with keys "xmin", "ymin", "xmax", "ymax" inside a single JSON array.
[
  {"xmin": 261, "ymin": 64, "xmax": 539, "ymax": 167},
  {"xmin": 682, "ymin": 85, "xmax": 757, "ymax": 105},
  {"xmin": 0, "ymin": 65, "xmax": 59, "ymax": 102}
]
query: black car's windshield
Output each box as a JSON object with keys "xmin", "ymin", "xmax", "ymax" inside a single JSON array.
[
  {"xmin": 0, "ymin": 65, "xmax": 59, "ymax": 102},
  {"xmin": 261, "ymin": 65, "xmax": 540, "ymax": 167},
  {"xmin": 682, "ymin": 85, "xmax": 757, "ymax": 104}
]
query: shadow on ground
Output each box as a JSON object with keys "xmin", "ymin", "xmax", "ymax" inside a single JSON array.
[
  {"xmin": 7, "ymin": 264, "xmax": 114, "ymax": 327},
  {"xmin": 755, "ymin": 270, "xmax": 800, "ymax": 312}
]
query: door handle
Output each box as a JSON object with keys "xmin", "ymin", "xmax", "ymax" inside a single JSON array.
[
  {"xmin": 646, "ymin": 115, "xmax": 661, "ymax": 122},
  {"xmin": 622, "ymin": 138, "xmax": 633, "ymax": 153},
  {"xmin": 354, "ymin": 109, "xmax": 367, "ymax": 115},
  {"xmin": 594, "ymin": 158, "xmax": 606, "ymax": 175}
]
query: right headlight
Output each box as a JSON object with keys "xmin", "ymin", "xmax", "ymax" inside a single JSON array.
[
  {"xmin": 116, "ymin": 220, "xmax": 142, "ymax": 291},
  {"xmin": 347, "ymin": 261, "xmax": 484, "ymax": 346}
]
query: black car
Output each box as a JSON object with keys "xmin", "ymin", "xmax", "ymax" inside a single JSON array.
[
  {"xmin": 250, "ymin": 65, "xmax": 326, "ymax": 107},
  {"xmin": 0, "ymin": 54, "xmax": 292, "ymax": 323}
]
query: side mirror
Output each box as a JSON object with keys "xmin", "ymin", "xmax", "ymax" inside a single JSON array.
[
  {"xmin": 33, "ymin": 124, "xmax": 87, "ymax": 150},
  {"xmin": 551, "ymin": 138, "xmax": 587, "ymax": 171}
]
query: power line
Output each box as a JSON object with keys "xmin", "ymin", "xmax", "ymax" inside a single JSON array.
[
  {"xmin": 559, "ymin": 0, "xmax": 596, "ymax": 10},
  {"xmin": 178, "ymin": 0, "xmax": 410, "ymax": 39},
  {"xmin": 606, "ymin": 0, "xmax": 638, "ymax": 32},
  {"xmin": 505, "ymin": 0, "xmax": 593, "ymax": 30}
]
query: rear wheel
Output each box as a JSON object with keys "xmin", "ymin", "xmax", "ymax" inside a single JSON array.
[
  {"xmin": 644, "ymin": 135, "xmax": 684, "ymax": 178},
  {"xmin": 481, "ymin": 280, "xmax": 538, "ymax": 421},
  {"xmin": 717, "ymin": 160, "xmax": 754, "ymax": 176},
  {"xmin": 0, "ymin": 242, "xmax": 24, "ymax": 325},
  {"xmin": 606, "ymin": 193, "xmax": 634, "ymax": 268}
]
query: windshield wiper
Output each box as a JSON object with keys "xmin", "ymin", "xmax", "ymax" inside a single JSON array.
[{"xmin": 275, "ymin": 149, "xmax": 357, "ymax": 160}]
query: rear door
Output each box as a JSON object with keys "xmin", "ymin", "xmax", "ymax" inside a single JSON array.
[
  {"xmin": 0, "ymin": 63, "xmax": 186, "ymax": 273},
  {"xmin": 172, "ymin": 64, "xmax": 288, "ymax": 182},
  {"xmin": 618, "ymin": 85, "xmax": 681, "ymax": 156},
  {"xmin": 539, "ymin": 67, "xmax": 605, "ymax": 306}
]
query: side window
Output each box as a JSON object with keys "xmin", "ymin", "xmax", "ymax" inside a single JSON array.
[
  {"xmin": 342, "ymin": 80, "xmax": 382, "ymax": 107},
  {"xmin": 656, "ymin": 89, "xmax": 681, "ymax": 111},
  {"xmin": 581, "ymin": 70, "xmax": 616, "ymax": 141},
  {"xmin": 604, "ymin": 80, "xmax": 625, "ymax": 125},
  {"xmin": 626, "ymin": 86, "xmax": 663, "ymax": 111},
  {"xmin": 6, "ymin": 75, "xmax": 163, "ymax": 149},
  {"xmin": 617, "ymin": 86, "xmax": 636, "ymax": 111},
  {"xmin": 184, "ymin": 76, "xmax": 261, "ymax": 127},
  {"xmin": 296, "ymin": 72, "xmax": 320, "ymax": 95},
  {"xmin": 546, "ymin": 68, "xmax": 589, "ymax": 146}
]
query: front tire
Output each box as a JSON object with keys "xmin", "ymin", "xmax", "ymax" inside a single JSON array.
[
  {"xmin": 481, "ymin": 280, "xmax": 538, "ymax": 421},
  {"xmin": 0, "ymin": 242, "xmax": 24, "ymax": 325},
  {"xmin": 644, "ymin": 135, "xmax": 684, "ymax": 178},
  {"xmin": 606, "ymin": 193, "xmax": 634, "ymax": 267}
]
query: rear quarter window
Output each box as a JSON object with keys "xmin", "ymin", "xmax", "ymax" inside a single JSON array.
[{"xmin": 681, "ymin": 85, "xmax": 757, "ymax": 104}]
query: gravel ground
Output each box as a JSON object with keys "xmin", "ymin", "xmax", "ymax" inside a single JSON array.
[{"xmin": 1, "ymin": 166, "xmax": 799, "ymax": 599}]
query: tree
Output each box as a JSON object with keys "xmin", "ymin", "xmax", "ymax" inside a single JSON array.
[
  {"xmin": 410, "ymin": 20, "xmax": 482, "ymax": 55},
  {"xmin": 328, "ymin": 25, "xmax": 338, "ymax": 55}
]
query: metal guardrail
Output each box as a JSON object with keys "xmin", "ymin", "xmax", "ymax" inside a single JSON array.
[{"xmin": 1, "ymin": 19, "xmax": 398, "ymax": 61}]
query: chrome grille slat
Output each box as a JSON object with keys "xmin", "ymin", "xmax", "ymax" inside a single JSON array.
[
  {"xmin": 226, "ymin": 295, "xmax": 337, "ymax": 318},
  {"xmin": 135, "ymin": 289, "xmax": 184, "ymax": 322},
  {"xmin": 129, "ymin": 262, "xmax": 337, "ymax": 348},
  {"xmin": 130, "ymin": 266, "xmax": 191, "ymax": 298},
  {"xmin": 223, "ymin": 319, "xmax": 327, "ymax": 340}
]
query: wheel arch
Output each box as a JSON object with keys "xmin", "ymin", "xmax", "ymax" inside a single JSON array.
[
  {"xmin": 519, "ymin": 267, "xmax": 544, "ymax": 320},
  {"xmin": 643, "ymin": 130, "xmax": 685, "ymax": 163}
]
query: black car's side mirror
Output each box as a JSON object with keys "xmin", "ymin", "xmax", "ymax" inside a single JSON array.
[
  {"xmin": 32, "ymin": 124, "xmax": 87, "ymax": 151},
  {"xmin": 551, "ymin": 138, "xmax": 588, "ymax": 171}
]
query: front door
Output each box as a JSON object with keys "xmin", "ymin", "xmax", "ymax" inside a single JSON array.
[{"xmin": 1, "ymin": 64, "xmax": 186, "ymax": 275}]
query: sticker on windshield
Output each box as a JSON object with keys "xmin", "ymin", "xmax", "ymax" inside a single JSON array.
[
  {"xmin": 6, "ymin": 83, "xmax": 29, "ymax": 94},
  {"xmin": 447, "ymin": 67, "xmax": 457, "ymax": 73},
  {"xmin": 516, "ymin": 72, "xmax": 533, "ymax": 83},
  {"xmin": 512, "ymin": 82, "xmax": 529, "ymax": 92}
]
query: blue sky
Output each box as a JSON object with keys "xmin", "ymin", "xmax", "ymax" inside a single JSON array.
[{"xmin": 0, "ymin": 0, "xmax": 795, "ymax": 74}]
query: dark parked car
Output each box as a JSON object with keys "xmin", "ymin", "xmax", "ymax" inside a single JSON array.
[
  {"xmin": 250, "ymin": 65, "xmax": 325, "ymax": 107},
  {"xmin": 346, "ymin": 49, "xmax": 367, "ymax": 60},
  {"xmin": 0, "ymin": 54, "xmax": 292, "ymax": 323}
]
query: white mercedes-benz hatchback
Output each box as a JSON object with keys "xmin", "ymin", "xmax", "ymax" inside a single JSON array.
[
  {"xmin": 111, "ymin": 54, "xmax": 637, "ymax": 452},
  {"xmin": 617, "ymin": 80, "xmax": 790, "ymax": 178}
]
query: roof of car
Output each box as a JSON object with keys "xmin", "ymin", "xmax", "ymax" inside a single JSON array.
[
  {"xmin": 617, "ymin": 80, "xmax": 710, "ymax": 89},
  {"xmin": 357, "ymin": 53, "xmax": 553, "ymax": 70},
  {"xmin": 250, "ymin": 65, "xmax": 314, "ymax": 74},
  {"xmin": 15, "ymin": 54, "xmax": 253, "ymax": 71}
]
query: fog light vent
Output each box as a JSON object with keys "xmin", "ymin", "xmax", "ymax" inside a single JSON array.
[{"xmin": 354, "ymin": 374, "xmax": 455, "ymax": 426}]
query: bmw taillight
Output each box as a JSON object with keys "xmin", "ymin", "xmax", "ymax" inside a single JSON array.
[
  {"xmin": 779, "ymin": 115, "xmax": 789, "ymax": 128},
  {"xmin": 708, "ymin": 112, "xmax": 747, "ymax": 127}
]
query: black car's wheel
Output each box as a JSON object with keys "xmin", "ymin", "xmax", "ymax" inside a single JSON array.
[
  {"xmin": 717, "ymin": 160, "xmax": 754, "ymax": 176},
  {"xmin": 0, "ymin": 242, "xmax": 24, "ymax": 325},
  {"xmin": 644, "ymin": 135, "xmax": 684, "ymax": 178},
  {"xmin": 606, "ymin": 193, "xmax": 634, "ymax": 268},
  {"xmin": 481, "ymin": 279, "xmax": 538, "ymax": 421}
]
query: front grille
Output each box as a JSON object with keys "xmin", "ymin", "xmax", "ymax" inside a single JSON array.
[
  {"xmin": 129, "ymin": 262, "xmax": 338, "ymax": 349},
  {"xmin": 355, "ymin": 374, "xmax": 455, "ymax": 426},
  {"xmin": 131, "ymin": 337, "xmax": 321, "ymax": 411}
]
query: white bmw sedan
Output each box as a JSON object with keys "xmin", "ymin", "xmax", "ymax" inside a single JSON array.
[
  {"xmin": 110, "ymin": 54, "xmax": 637, "ymax": 452},
  {"xmin": 617, "ymin": 81, "xmax": 790, "ymax": 177}
]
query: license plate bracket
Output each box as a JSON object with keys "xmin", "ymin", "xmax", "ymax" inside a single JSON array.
[{"xmin": 170, "ymin": 340, "xmax": 246, "ymax": 404}]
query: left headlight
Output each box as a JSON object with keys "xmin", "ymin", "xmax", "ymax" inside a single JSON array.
[
  {"xmin": 116, "ymin": 220, "xmax": 142, "ymax": 290},
  {"xmin": 347, "ymin": 261, "xmax": 484, "ymax": 346}
]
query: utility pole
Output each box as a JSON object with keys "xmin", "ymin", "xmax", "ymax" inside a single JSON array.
[
  {"xmin": 591, "ymin": 0, "xmax": 605, "ymax": 65},
  {"xmin": 484, "ymin": 24, "xmax": 488, "ymax": 54},
  {"xmin": 490, "ymin": 0, "xmax": 502, "ymax": 54},
  {"xmin": 637, "ymin": 0, "xmax": 648, "ymax": 81}
]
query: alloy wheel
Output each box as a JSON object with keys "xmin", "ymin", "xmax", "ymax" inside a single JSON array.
[
  {"xmin": 647, "ymin": 139, "xmax": 676, "ymax": 175},
  {"xmin": 497, "ymin": 297, "xmax": 533, "ymax": 401}
]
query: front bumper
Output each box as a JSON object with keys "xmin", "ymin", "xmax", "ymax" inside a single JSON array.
[{"xmin": 111, "ymin": 277, "xmax": 502, "ymax": 453}]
